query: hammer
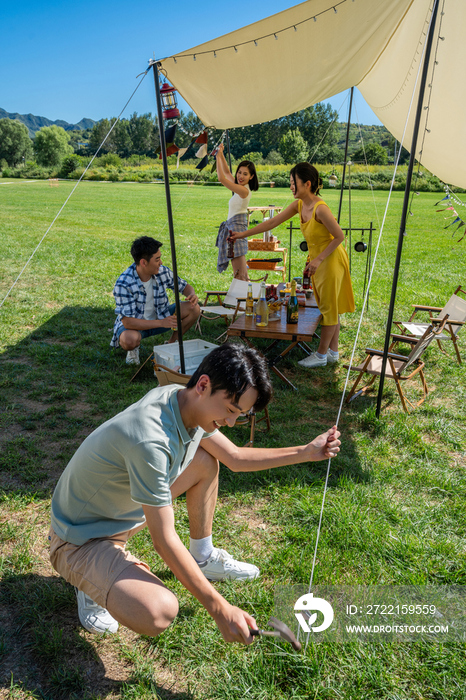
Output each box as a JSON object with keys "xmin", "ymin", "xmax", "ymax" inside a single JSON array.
[{"xmin": 250, "ymin": 616, "xmax": 302, "ymax": 651}]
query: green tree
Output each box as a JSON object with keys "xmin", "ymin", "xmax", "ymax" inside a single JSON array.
[
  {"xmin": 0, "ymin": 119, "xmax": 33, "ymax": 167},
  {"xmin": 127, "ymin": 113, "xmax": 157, "ymax": 155},
  {"xmin": 284, "ymin": 103, "xmax": 340, "ymax": 161},
  {"xmin": 34, "ymin": 125, "xmax": 73, "ymax": 167},
  {"xmin": 89, "ymin": 119, "xmax": 117, "ymax": 155},
  {"xmin": 279, "ymin": 128, "xmax": 308, "ymax": 164},
  {"xmin": 264, "ymin": 150, "xmax": 283, "ymax": 165},
  {"xmin": 113, "ymin": 120, "xmax": 132, "ymax": 158},
  {"xmin": 352, "ymin": 142, "xmax": 388, "ymax": 165}
]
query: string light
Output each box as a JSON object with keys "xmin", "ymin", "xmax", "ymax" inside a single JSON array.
[{"xmin": 164, "ymin": 0, "xmax": 348, "ymax": 61}]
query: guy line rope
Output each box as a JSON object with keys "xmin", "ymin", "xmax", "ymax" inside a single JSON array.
[
  {"xmin": 302, "ymin": 2, "xmax": 440, "ymax": 651},
  {"xmin": 0, "ymin": 69, "xmax": 150, "ymax": 311}
]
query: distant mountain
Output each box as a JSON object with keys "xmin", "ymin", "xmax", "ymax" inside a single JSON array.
[{"xmin": 0, "ymin": 108, "xmax": 95, "ymax": 137}]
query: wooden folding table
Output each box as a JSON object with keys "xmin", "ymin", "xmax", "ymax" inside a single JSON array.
[{"xmin": 227, "ymin": 302, "xmax": 322, "ymax": 390}]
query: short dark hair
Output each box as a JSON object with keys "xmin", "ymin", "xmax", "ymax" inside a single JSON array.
[
  {"xmin": 130, "ymin": 236, "xmax": 163, "ymax": 265},
  {"xmin": 290, "ymin": 163, "xmax": 323, "ymax": 196},
  {"xmin": 186, "ymin": 343, "xmax": 273, "ymax": 411},
  {"xmin": 235, "ymin": 160, "xmax": 259, "ymax": 192}
]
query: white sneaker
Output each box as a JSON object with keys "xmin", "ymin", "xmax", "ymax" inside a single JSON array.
[
  {"xmin": 298, "ymin": 352, "xmax": 327, "ymax": 368},
  {"xmin": 197, "ymin": 548, "xmax": 260, "ymax": 581},
  {"xmin": 75, "ymin": 587, "xmax": 119, "ymax": 634},
  {"xmin": 126, "ymin": 348, "xmax": 140, "ymax": 365},
  {"xmin": 327, "ymin": 350, "xmax": 339, "ymax": 364}
]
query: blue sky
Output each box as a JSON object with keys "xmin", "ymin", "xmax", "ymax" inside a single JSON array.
[{"xmin": 1, "ymin": 0, "xmax": 381, "ymax": 127}]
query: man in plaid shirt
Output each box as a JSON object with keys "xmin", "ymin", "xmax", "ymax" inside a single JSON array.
[{"xmin": 111, "ymin": 236, "xmax": 200, "ymax": 365}]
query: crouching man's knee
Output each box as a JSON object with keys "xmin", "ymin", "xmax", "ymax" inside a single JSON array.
[{"xmin": 149, "ymin": 588, "xmax": 179, "ymax": 635}]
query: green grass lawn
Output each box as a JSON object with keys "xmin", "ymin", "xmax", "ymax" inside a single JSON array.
[{"xmin": 0, "ymin": 180, "xmax": 465, "ymax": 699}]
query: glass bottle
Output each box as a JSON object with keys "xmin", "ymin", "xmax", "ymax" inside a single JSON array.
[
  {"xmin": 302, "ymin": 266, "xmax": 311, "ymax": 290},
  {"xmin": 245, "ymin": 283, "xmax": 254, "ymax": 317},
  {"xmin": 255, "ymin": 281, "xmax": 269, "ymax": 327},
  {"xmin": 227, "ymin": 230, "xmax": 235, "ymax": 258},
  {"xmin": 286, "ymin": 280, "xmax": 299, "ymax": 324}
]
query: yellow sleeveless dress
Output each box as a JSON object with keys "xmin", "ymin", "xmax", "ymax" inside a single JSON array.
[{"xmin": 299, "ymin": 199, "xmax": 355, "ymax": 326}]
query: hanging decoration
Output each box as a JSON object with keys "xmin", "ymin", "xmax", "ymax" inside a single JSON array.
[
  {"xmin": 434, "ymin": 186, "xmax": 466, "ymax": 242},
  {"xmin": 195, "ymin": 130, "xmax": 208, "ymax": 159},
  {"xmin": 158, "ymin": 123, "xmax": 180, "ymax": 159},
  {"xmin": 195, "ymin": 155, "xmax": 209, "ymax": 170},
  {"xmin": 174, "ymin": 128, "xmax": 225, "ymax": 170}
]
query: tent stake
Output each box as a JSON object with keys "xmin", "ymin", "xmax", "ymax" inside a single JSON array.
[
  {"xmin": 376, "ymin": 0, "xmax": 439, "ymax": 417},
  {"xmin": 151, "ymin": 61, "xmax": 186, "ymax": 374}
]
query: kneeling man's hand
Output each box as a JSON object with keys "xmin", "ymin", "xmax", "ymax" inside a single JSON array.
[
  {"xmin": 308, "ymin": 426, "xmax": 341, "ymax": 461},
  {"xmin": 213, "ymin": 603, "xmax": 257, "ymax": 645}
]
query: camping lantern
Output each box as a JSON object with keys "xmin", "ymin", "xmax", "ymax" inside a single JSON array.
[
  {"xmin": 329, "ymin": 174, "xmax": 338, "ymax": 187},
  {"xmin": 160, "ymin": 82, "xmax": 180, "ymax": 119}
]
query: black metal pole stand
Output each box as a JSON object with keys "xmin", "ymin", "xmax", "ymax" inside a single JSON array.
[
  {"xmin": 288, "ymin": 222, "xmax": 293, "ymax": 283},
  {"xmin": 338, "ymin": 86, "xmax": 354, "ymax": 224},
  {"xmin": 151, "ymin": 61, "xmax": 186, "ymax": 373},
  {"xmin": 375, "ymin": 0, "xmax": 439, "ymax": 417}
]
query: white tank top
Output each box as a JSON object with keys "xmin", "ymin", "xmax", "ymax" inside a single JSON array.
[
  {"xmin": 228, "ymin": 184, "xmax": 251, "ymax": 219},
  {"xmin": 142, "ymin": 278, "xmax": 156, "ymax": 320}
]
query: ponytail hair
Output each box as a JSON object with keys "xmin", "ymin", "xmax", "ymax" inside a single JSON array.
[
  {"xmin": 290, "ymin": 163, "xmax": 323, "ymax": 196},
  {"xmin": 235, "ymin": 160, "xmax": 259, "ymax": 192}
]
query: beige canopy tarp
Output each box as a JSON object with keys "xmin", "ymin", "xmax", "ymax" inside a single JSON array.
[{"xmin": 159, "ymin": 0, "xmax": 465, "ymax": 188}]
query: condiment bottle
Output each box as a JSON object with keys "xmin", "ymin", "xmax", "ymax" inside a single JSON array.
[
  {"xmin": 286, "ymin": 280, "xmax": 299, "ymax": 324},
  {"xmin": 245, "ymin": 283, "xmax": 254, "ymax": 317},
  {"xmin": 255, "ymin": 281, "xmax": 269, "ymax": 327}
]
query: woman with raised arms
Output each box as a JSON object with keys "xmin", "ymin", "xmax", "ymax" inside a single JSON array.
[{"xmin": 215, "ymin": 143, "xmax": 259, "ymax": 281}]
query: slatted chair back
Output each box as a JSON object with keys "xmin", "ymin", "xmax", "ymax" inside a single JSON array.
[
  {"xmin": 223, "ymin": 279, "xmax": 261, "ymax": 309},
  {"xmin": 440, "ymin": 289, "xmax": 466, "ymax": 338},
  {"xmin": 402, "ymin": 318, "xmax": 448, "ymax": 373}
]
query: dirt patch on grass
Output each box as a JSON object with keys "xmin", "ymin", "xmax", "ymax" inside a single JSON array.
[{"xmin": 0, "ymin": 356, "xmax": 32, "ymax": 366}]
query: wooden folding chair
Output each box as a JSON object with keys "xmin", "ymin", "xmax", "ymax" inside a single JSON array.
[
  {"xmin": 196, "ymin": 279, "xmax": 262, "ymax": 338},
  {"xmin": 394, "ymin": 285, "xmax": 466, "ymax": 363},
  {"xmin": 152, "ymin": 362, "xmax": 271, "ymax": 446},
  {"xmin": 344, "ymin": 319, "xmax": 448, "ymax": 413}
]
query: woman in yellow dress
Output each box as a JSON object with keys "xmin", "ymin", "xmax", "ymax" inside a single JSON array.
[{"xmin": 230, "ymin": 162, "xmax": 355, "ymax": 368}]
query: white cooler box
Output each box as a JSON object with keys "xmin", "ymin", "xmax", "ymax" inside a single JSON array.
[{"xmin": 153, "ymin": 340, "xmax": 219, "ymax": 376}]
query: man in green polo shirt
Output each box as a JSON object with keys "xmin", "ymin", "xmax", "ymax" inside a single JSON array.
[{"xmin": 49, "ymin": 343, "xmax": 341, "ymax": 645}]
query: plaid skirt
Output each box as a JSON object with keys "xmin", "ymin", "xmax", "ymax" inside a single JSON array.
[{"xmin": 215, "ymin": 213, "xmax": 248, "ymax": 273}]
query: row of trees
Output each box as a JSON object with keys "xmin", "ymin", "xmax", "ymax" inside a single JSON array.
[
  {"xmin": 0, "ymin": 105, "xmax": 404, "ymax": 171},
  {"xmin": 0, "ymin": 120, "xmax": 73, "ymax": 168}
]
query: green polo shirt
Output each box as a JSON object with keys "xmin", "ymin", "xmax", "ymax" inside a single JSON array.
[{"xmin": 51, "ymin": 384, "xmax": 216, "ymax": 546}]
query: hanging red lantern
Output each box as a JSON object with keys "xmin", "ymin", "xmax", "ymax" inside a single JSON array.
[{"xmin": 160, "ymin": 82, "xmax": 180, "ymax": 119}]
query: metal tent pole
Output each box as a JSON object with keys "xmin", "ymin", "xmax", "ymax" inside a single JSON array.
[
  {"xmin": 337, "ymin": 86, "xmax": 354, "ymax": 224},
  {"xmin": 376, "ymin": 0, "xmax": 439, "ymax": 417},
  {"xmin": 151, "ymin": 61, "xmax": 186, "ymax": 373}
]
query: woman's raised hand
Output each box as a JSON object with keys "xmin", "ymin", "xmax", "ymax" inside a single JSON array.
[{"xmin": 229, "ymin": 230, "xmax": 248, "ymax": 241}]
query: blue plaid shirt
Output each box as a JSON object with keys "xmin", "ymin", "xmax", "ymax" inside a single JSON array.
[{"xmin": 111, "ymin": 263, "xmax": 187, "ymax": 348}]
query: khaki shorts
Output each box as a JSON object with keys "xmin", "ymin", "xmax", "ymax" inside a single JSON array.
[{"xmin": 48, "ymin": 525, "xmax": 150, "ymax": 608}]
